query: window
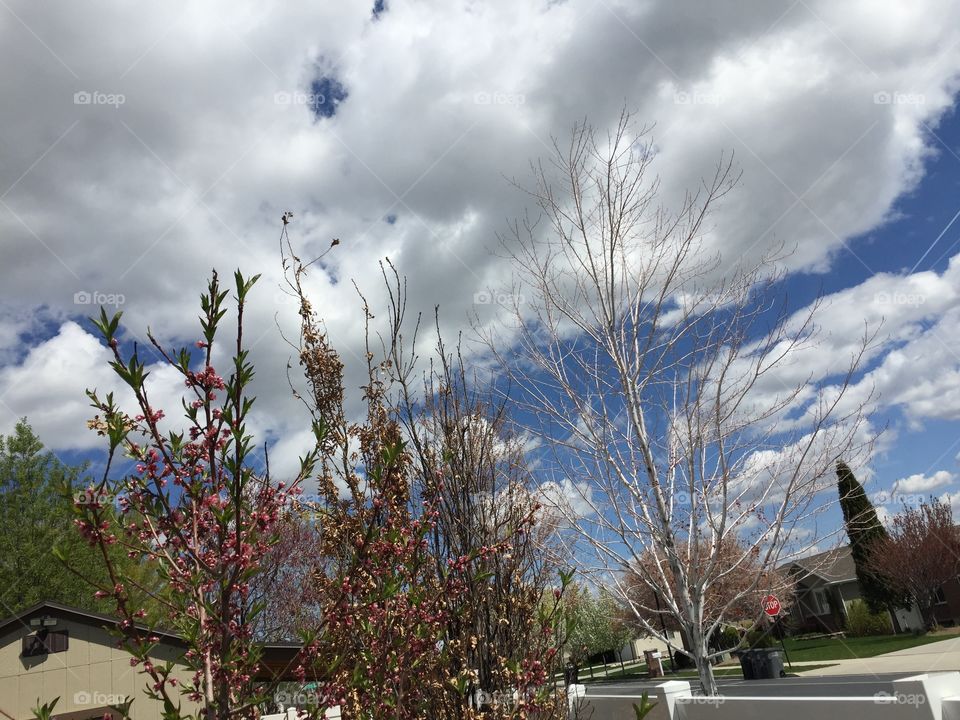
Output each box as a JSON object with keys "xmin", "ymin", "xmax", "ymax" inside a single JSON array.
[
  {"xmin": 812, "ymin": 588, "xmax": 831, "ymax": 616},
  {"xmin": 21, "ymin": 629, "xmax": 68, "ymax": 656},
  {"xmin": 935, "ymin": 586, "xmax": 947, "ymax": 606}
]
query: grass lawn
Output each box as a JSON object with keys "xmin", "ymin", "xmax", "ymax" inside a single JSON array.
[{"xmin": 780, "ymin": 632, "xmax": 954, "ymax": 662}]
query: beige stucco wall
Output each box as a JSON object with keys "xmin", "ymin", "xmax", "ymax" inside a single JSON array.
[
  {"xmin": 0, "ymin": 617, "xmax": 196, "ymax": 720},
  {"xmin": 625, "ymin": 630, "xmax": 684, "ymax": 660}
]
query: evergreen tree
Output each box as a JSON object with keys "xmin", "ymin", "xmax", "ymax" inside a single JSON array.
[
  {"xmin": 0, "ymin": 419, "xmax": 122, "ymax": 614},
  {"xmin": 837, "ymin": 459, "xmax": 903, "ymax": 613}
]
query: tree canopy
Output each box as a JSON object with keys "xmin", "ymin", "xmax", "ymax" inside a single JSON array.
[{"xmin": 0, "ymin": 419, "xmax": 113, "ymax": 614}]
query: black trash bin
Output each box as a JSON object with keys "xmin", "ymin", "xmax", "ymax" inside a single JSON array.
[
  {"xmin": 564, "ymin": 662, "xmax": 579, "ymax": 685},
  {"xmin": 758, "ymin": 648, "xmax": 785, "ymax": 679},
  {"xmin": 738, "ymin": 649, "xmax": 784, "ymax": 679}
]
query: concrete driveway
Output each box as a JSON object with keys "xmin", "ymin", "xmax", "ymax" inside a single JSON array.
[{"xmin": 796, "ymin": 636, "xmax": 960, "ymax": 676}]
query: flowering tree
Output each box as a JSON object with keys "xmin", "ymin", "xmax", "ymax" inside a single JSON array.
[
  {"xmin": 248, "ymin": 509, "xmax": 325, "ymax": 642},
  {"xmin": 77, "ymin": 270, "xmax": 317, "ymax": 719},
  {"xmin": 867, "ymin": 498, "xmax": 960, "ymax": 629},
  {"xmin": 279, "ymin": 225, "xmax": 573, "ymax": 718},
  {"xmin": 62, "ymin": 218, "xmax": 574, "ymax": 719},
  {"xmin": 382, "ymin": 287, "xmax": 573, "ymax": 715},
  {"xmin": 564, "ymin": 585, "xmax": 633, "ymax": 673},
  {"xmin": 620, "ymin": 540, "xmax": 795, "ymax": 657}
]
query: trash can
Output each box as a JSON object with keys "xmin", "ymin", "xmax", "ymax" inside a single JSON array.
[
  {"xmin": 644, "ymin": 649, "xmax": 664, "ymax": 679},
  {"xmin": 737, "ymin": 649, "xmax": 784, "ymax": 679},
  {"xmin": 564, "ymin": 661, "xmax": 578, "ymax": 685},
  {"xmin": 758, "ymin": 648, "xmax": 785, "ymax": 679}
]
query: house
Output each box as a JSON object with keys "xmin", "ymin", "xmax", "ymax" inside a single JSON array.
[
  {"xmin": 0, "ymin": 601, "xmax": 309, "ymax": 720},
  {"xmin": 778, "ymin": 546, "xmax": 955, "ymax": 634},
  {"xmin": 614, "ymin": 630, "xmax": 685, "ymax": 665}
]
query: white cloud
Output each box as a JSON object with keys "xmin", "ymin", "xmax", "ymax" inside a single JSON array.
[
  {"xmin": 893, "ymin": 470, "xmax": 955, "ymax": 494},
  {"xmin": 538, "ymin": 478, "xmax": 595, "ymax": 523},
  {"xmin": 1, "ymin": 0, "xmax": 960, "ymax": 456},
  {"xmin": 0, "ymin": 321, "xmax": 186, "ymax": 450},
  {"xmin": 941, "ymin": 489, "xmax": 960, "ymax": 517}
]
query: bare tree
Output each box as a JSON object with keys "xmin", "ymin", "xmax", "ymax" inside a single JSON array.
[
  {"xmin": 482, "ymin": 110, "xmax": 873, "ymax": 694},
  {"xmin": 867, "ymin": 498, "xmax": 960, "ymax": 629}
]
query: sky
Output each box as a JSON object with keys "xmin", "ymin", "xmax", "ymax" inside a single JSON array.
[{"xmin": 2, "ymin": 0, "xmax": 960, "ymax": 540}]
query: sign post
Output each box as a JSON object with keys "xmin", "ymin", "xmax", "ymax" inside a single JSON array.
[{"xmin": 761, "ymin": 594, "xmax": 791, "ymax": 668}]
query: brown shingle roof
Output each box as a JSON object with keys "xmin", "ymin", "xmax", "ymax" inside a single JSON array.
[{"xmin": 783, "ymin": 545, "xmax": 857, "ymax": 584}]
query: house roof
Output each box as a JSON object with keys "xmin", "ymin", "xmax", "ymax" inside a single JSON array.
[
  {"xmin": 0, "ymin": 600, "xmax": 312, "ymax": 681},
  {"xmin": 780, "ymin": 545, "xmax": 858, "ymax": 585}
]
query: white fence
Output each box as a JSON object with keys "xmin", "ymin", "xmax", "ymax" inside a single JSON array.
[{"xmin": 642, "ymin": 673, "xmax": 960, "ymax": 720}]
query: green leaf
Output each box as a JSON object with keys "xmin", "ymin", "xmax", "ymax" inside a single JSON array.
[
  {"xmin": 632, "ymin": 691, "xmax": 659, "ymax": 719},
  {"xmin": 31, "ymin": 697, "xmax": 58, "ymax": 720}
]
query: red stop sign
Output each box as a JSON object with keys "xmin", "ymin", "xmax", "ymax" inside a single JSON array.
[{"xmin": 762, "ymin": 594, "xmax": 781, "ymax": 616}]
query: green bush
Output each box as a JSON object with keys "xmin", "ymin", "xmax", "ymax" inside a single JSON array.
[
  {"xmin": 744, "ymin": 627, "xmax": 777, "ymax": 648},
  {"xmin": 709, "ymin": 625, "xmax": 742, "ymax": 652},
  {"xmin": 846, "ymin": 599, "xmax": 892, "ymax": 636}
]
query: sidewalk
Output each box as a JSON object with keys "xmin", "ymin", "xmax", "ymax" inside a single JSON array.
[{"xmin": 793, "ymin": 636, "xmax": 960, "ymax": 677}]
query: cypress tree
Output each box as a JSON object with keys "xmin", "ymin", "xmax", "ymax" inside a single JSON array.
[{"xmin": 837, "ymin": 459, "xmax": 901, "ymax": 612}]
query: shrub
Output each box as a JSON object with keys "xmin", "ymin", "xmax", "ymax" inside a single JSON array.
[
  {"xmin": 846, "ymin": 599, "xmax": 892, "ymax": 636},
  {"xmin": 709, "ymin": 626, "xmax": 742, "ymax": 652},
  {"xmin": 744, "ymin": 627, "xmax": 777, "ymax": 648}
]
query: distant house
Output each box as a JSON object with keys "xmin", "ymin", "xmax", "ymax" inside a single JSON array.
[
  {"xmin": 0, "ymin": 601, "xmax": 309, "ymax": 720},
  {"xmin": 618, "ymin": 630, "xmax": 685, "ymax": 664},
  {"xmin": 778, "ymin": 546, "xmax": 960, "ymax": 634}
]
